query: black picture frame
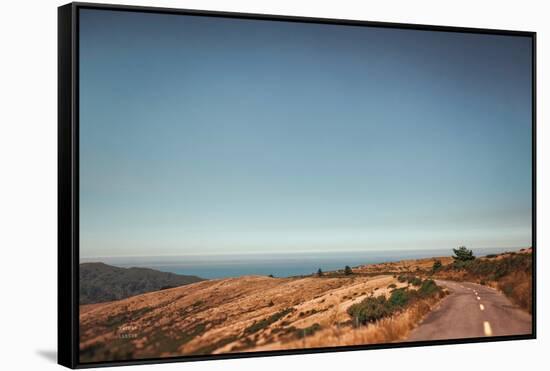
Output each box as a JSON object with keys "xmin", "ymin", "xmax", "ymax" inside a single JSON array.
[{"xmin": 58, "ymin": 2, "xmax": 537, "ymax": 369}]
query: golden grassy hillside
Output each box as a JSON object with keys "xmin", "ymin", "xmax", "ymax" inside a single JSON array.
[
  {"xmin": 80, "ymin": 272, "xmax": 443, "ymax": 362},
  {"xmin": 354, "ymin": 256, "xmax": 454, "ymax": 275}
]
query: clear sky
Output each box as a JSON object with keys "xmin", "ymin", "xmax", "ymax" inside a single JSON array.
[{"xmin": 79, "ymin": 9, "xmax": 532, "ymax": 258}]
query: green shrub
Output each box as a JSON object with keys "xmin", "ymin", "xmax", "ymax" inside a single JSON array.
[
  {"xmin": 347, "ymin": 295, "xmax": 392, "ymax": 325},
  {"xmin": 347, "ymin": 281, "xmax": 444, "ymax": 326},
  {"xmin": 295, "ymin": 323, "xmax": 322, "ymax": 338},
  {"xmin": 344, "ymin": 265, "xmax": 353, "ymax": 275},
  {"xmin": 388, "ymin": 288, "xmax": 411, "ymax": 308},
  {"xmin": 418, "ymin": 279, "xmax": 440, "ymax": 298},
  {"xmin": 397, "ymin": 275, "xmax": 422, "ymax": 286},
  {"xmin": 409, "ymin": 277, "xmax": 422, "ymax": 286}
]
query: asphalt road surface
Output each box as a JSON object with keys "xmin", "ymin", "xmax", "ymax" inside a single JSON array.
[{"xmin": 407, "ymin": 280, "xmax": 532, "ymax": 341}]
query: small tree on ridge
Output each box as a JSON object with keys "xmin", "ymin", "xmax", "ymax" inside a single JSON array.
[{"xmin": 452, "ymin": 246, "xmax": 475, "ymax": 262}]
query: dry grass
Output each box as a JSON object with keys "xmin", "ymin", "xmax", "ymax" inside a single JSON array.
[
  {"xmin": 253, "ymin": 293, "xmax": 444, "ymax": 351},
  {"xmin": 80, "ymin": 274, "xmax": 406, "ymax": 361},
  {"xmin": 498, "ymin": 271, "xmax": 532, "ymax": 313}
]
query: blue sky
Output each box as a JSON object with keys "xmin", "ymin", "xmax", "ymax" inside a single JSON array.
[{"xmin": 79, "ymin": 9, "xmax": 532, "ymax": 258}]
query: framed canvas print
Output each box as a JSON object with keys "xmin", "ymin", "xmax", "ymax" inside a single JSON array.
[{"xmin": 58, "ymin": 2, "xmax": 536, "ymax": 368}]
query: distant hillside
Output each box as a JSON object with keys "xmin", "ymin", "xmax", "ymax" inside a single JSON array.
[{"xmin": 79, "ymin": 262, "xmax": 204, "ymax": 304}]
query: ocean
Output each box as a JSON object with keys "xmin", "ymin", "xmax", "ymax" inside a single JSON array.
[{"xmin": 80, "ymin": 247, "xmax": 519, "ymax": 279}]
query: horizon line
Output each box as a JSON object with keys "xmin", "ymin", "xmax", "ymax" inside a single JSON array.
[{"xmin": 79, "ymin": 245, "xmax": 530, "ymax": 260}]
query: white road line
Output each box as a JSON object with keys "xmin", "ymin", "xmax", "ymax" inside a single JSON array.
[
  {"xmin": 483, "ymin": 321, "xmax": 493, "ymax": 336},
  {"xmin": 476, "ymin": 296, "xmax": 481, "ymax": 300},
  {"xmin": 479, "ymin": 304, "xmax": 485, "ymax": 311}
]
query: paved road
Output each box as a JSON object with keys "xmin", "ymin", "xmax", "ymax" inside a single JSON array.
[{"xmin": 407, "ymin": 280, "xmax": 532, "ymax": 341}]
